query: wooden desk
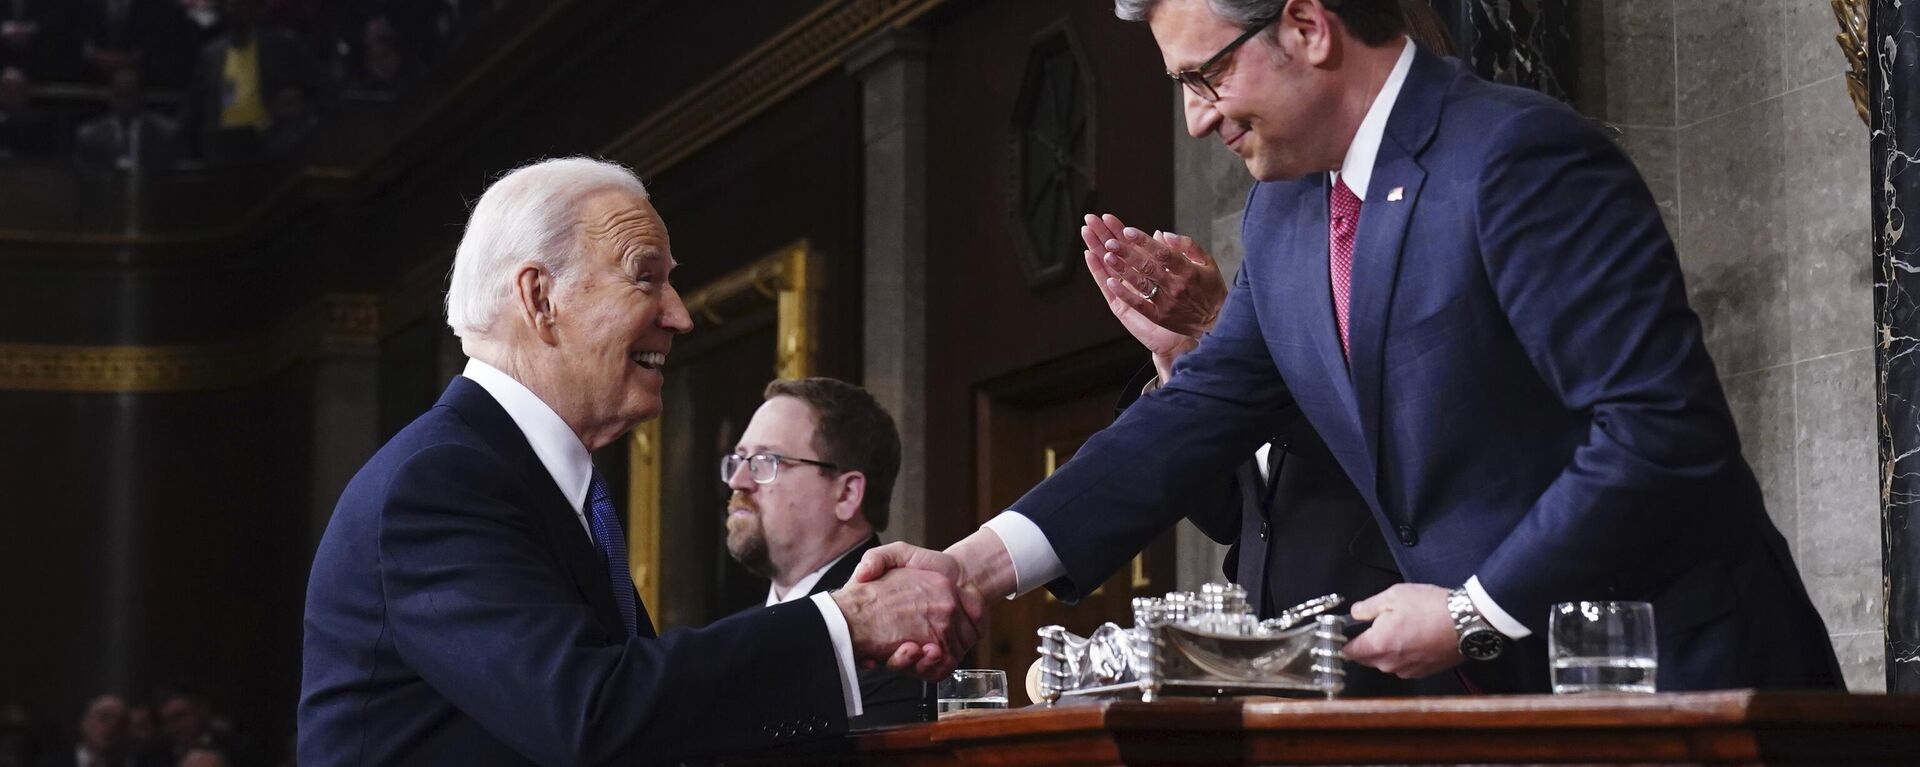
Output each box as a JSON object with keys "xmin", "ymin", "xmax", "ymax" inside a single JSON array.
[{"xmin": 740, "ymin": 691, "xmax": 1920, "ymax": 765}]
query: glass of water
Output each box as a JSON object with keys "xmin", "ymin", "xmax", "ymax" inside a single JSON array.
[
  {"xmin": 1549, "ymin": 601, "xmax": 1657, "ymax": 693},
  {"xmin": 937, "ymin": 669, "xmax": 1008, "ymax": 715}
]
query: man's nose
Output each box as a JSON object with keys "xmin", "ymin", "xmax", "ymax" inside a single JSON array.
[
  {"xmin": 659, "ymin": 285, "xmax": 694, "ymax": 333},
  {"xmin": 1183, "ymin": 89, "xmax": 1221, "ymax": 139},
  {"xmin": 725, "ymin": 459, "xmax": 756, "ymax": 491}
]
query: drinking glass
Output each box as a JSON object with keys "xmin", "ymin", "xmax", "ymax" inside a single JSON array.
[
  {"xmin": 936, "ymin": 669, "xmax": 1009, "ymax": 714},
  {"xmin": 1549, "ymin": 601, "xmax": 1657, "ymax": 693}
]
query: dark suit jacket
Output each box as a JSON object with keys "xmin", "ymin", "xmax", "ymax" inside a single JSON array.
[
  {"xmin": 1120, "ymin": 366, "xmax": 1496, "ymax": 695},
  {"xmin": 299, "ymin": 377, "xmax": 848, "ymax": 766},
  {"xmin": 1016, "ymin": 48, "xmax": 1842, "ymax": 693},
  {"xmin": 806, "ymin": 534, "xmax": 934, "ymax": 727}
]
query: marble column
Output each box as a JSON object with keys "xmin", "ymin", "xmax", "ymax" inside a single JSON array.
[
  {"xmin": 1871, "ymin": 0, "xmax": 1920, "ymax": 693},
  {"xmin": 1430, "ymin": 0, "xmax": 1579, "ymax": 103},
  {"xmin": 847, "ymin": 28, "xmax": 930, "ymax": 547}
]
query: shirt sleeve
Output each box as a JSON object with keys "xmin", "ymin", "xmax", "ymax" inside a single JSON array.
[
  {"xmin": 1466, "ymin": 575, "xmax": 1533, "ymax": 638},
  {"xmin": 808, "ymin": 592, "xmax": 865, "ymax": 717},
  {"xmin": 981, "ymin": 512, "xmax": 1067, "ymax": 597}
]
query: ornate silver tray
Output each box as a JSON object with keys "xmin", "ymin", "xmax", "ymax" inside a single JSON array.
[{"xmin": 1035, "ymin": 584, "xmax": 1350, "ymax": 702}]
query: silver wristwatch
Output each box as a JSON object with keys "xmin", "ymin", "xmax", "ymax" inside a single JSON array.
[{"xmin": 1446, "ymin": 586, "xmax": 1507, "ymax": 661}]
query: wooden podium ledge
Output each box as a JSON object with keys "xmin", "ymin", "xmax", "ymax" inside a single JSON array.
[{"xmin": 746, "ymin": 691, "xmax": 1920, "ymax": 766}]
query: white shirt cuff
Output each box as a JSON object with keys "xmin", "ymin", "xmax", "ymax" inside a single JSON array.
[
  {"xmin": 981, "ymin": 511, "xmax": 1066, "ymax": 597},
  {"xmin": 1465, "ymin": 575, "xmax": 1532, "ymax": 639},
  {"xmin": 808, "ymin": 591, "xmax": 864, "ymax": 717}
]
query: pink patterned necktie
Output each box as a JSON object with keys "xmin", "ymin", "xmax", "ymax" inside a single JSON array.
[{"xmin": 1329, "ymin": 178, "xmax": 1362, "ymax": 361}]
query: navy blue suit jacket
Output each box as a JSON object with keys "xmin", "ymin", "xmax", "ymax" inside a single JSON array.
[
  {"xmin": 1014, "ymin": 49, "xmax": 1841, "ymax": 692},
  {"xmin": 299, "ymin": 377, "xmax": 846, "ymax": 766}
]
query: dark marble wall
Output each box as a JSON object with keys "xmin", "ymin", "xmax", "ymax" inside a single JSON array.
[
  {"xmin": 1871, "ymin": 0, "xmax": 1920, "ymax": 693},
  {"xmin": 1431, "ymin": 0, "xmax": 1579, "ymax": 102}
]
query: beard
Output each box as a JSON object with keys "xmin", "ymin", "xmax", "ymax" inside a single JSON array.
[{"xmin": 725, "ymin": 493, "xmax": 773, "ymax": 578}]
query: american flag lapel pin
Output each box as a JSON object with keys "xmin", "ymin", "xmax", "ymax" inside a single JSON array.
[{"xmin": 1387, "ymin": 186, "xmax": 1405, "ymax": 202}]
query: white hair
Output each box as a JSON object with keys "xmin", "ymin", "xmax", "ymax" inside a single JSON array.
[{"xmin": 445, "ymin": 156, "xmax": 649, "ymax": 340}]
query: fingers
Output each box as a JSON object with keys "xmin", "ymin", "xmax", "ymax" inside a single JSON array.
[
  {"xmin": 1079, "ymin": 219, "xmax": 1105, "ymax": 254},
  {"xmin": 884, "ymin": 642, "xmax": 923, "ymax": 672},
  {"xmin": 1084, "ymin": 249, "xmax": 1127, "ymax": 311},
  {"xmin": 1157, "ymin": 231, "xmax": 1214, "ymax": 268},
  {"xmin": 1102, "ymin": 253, "xmax": 1157, "ymax": 297},
  {"xmin": 1106, "ymin": 276, "xmax": 1157, "ymax": 315},
  {"xmin": 853, "ymin": 541, "xmax": 936, "ymax": 583},
  {"xmin": 1349, "ymin": 596, "xmax": 1382, "ymax": 622},
  {"xmin": 913, "ymin": 643, "xmax": 954, "ymax": 680}
]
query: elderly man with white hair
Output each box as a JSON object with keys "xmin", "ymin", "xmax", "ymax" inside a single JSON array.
[{"xmin": 297, "ymin": 157, "xmax": 981, "ymax": 767}]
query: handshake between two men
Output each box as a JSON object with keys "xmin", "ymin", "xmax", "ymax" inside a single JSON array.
[{"xmin": 829, "ymin": 548, "xmax": 987, "ymax": 679}]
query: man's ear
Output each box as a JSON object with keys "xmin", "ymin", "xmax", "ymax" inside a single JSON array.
[
  {"xmin": 512, "ymin": 264, "xmax": 561, "ymax": 345},
  {"xmin": 834, "ymin": 471, "xmax": 867, "ymax": 523},
  {"xmin": 1282, "ymin": 0, "xmax": 1338, "ymax": 67}
]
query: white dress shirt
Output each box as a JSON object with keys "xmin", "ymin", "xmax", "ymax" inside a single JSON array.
[
  {"xmin": 984, "ymin": 39, "xmax": 1530, "ymax": 640},
  {"xmin": 461, "ymin": 359, "xmax": 866, "ymax": 714},
  {"xmin": 765, "ymin": 539, "xmax": 868, "ymax": 606}
]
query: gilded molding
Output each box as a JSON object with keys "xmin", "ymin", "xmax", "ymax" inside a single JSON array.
[
  {"xmin": 1833, "ymin": 0, "xmax": 1870, "ymax": 125},
  {"xmin": 602, "ymin": 0, "xmax": 949, "ymax": 175},
  {"xmin": 629, "ymin": 241, "xmax": 820, "ymax": 626},
  {"xmin": 0, "ymin": 289, "xmax": 395, "ymax": 392},
  {"xmin": 0, "ymin": 324, "xmax": 314, "ymax": 393},
  {"xmin": 627, "ymin": 419, "xmax": 662, "ymax": 614}
]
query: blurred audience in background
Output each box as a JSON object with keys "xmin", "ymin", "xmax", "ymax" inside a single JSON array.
[
  {"xmin": 0, "ymin": 692, "xmax": 272, "ymax": 767},
  {"xmin": 0, "ymin": 0, "xmax": 508, "ymax": 169}
]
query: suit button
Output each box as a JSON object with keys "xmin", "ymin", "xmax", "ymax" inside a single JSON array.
[
  {"xmin": 1259, "ymin": 521, "xmax": 1270, "ymax": 541},
  {"xmin": 1396, "ymin": 525, "xmax": 1418, "ymax": 546}
]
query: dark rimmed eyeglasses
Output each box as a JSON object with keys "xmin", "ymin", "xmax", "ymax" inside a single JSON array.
[
  {"xmin": 720, "ymin": 451, "xmax": 840, "ymax": 484},
  {"xmin": 1168, "ymin": 16, "xmax": 1279, "ymax": 103}
]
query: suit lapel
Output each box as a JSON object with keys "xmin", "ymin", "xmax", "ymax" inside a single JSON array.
[
  {"xmin": 1347, "ymin": 157, "xmax": 1426, "ymax": 465},
  {"xmin": 1342, "ymin": 47, "xmax": 1451, "ymax": 487},
  {"xmin": 1281, "ymin": 177, "xmax": 1371, "ymax": 493},
  {"xmin": 441, "ymin": 377, "xmax": 628, "ymax": 637},
  {"xmin": 810, "ymin": 534, "xmax": 882, "ymax": 596}
]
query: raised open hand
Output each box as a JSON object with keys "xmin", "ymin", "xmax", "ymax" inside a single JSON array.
[{"xmin": 1081, "ymin": 213, "xmax": 1227, "ymax": 339}]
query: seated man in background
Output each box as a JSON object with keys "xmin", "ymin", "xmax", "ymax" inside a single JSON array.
[
  {"xmin": 300, "ymin": 157, "xmax": 977, "ymax": 766},
  {"xmin": 726, "ymin": 377, "xmax": 935, "ymax": 727}
]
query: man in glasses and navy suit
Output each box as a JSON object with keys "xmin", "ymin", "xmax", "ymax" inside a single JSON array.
[
  {"xmin": 298, "ymin": 157, "xmax": 981, "ymax": 766},
  {"xmin": 858, "ymin": 0, "xmax": 1843, "ymax": 694}
]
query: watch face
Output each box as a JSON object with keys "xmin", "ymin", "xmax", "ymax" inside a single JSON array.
[{"xmin": 1461, "ymin": 629, "xmax": 1505, "ymax": 661}]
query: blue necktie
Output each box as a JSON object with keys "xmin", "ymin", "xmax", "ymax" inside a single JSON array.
[{"xmin": 588, "ymin": 471, "xmax": 640, "ymax": 638}]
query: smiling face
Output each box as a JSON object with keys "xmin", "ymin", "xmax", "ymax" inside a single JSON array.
[
  {"xmin": 545, "ymin": 189, "xmax": 693, "ymax": 449},
  {"xmin": 1152, "ymin": 0, "xmax": 1349, "ymax": 181}
]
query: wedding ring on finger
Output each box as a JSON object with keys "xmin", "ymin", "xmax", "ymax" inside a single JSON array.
[{"xmin": 1143, "ymin": 279, "xmax": 1160, "ymax": 301}]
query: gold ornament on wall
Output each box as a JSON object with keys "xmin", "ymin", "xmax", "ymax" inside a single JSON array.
[{"xmin": 1832, "ymin": 0, "xmax": 1870, "ymax": 125}]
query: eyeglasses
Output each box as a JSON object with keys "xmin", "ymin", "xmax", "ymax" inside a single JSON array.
[
  {"xmin": 1168, "ymin": 16, "xmax": 1278, "ymax": 103},
  {"xmin": 720, "ymin": 451, "xmax": 839, "ymax": 484}
]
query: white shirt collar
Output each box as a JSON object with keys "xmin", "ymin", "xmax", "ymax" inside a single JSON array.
[
  {"xmin": 462, "ymin": 358, "xmax": 594, "ymax": 533},
  {"xmin": 765, "ymin": 538, "xmax": 869, "ymax": 606},
  {"xmin": 1332, "ymin": 38, "xmax": 1416, "ymax": 201}
]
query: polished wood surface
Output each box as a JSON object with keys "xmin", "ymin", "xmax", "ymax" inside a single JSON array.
[{"xmin": 738, "ymin": 692, "xmax": 1920, "ymax": 765}]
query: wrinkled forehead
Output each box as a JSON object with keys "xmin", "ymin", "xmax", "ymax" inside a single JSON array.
[{"xmin": 580, "ymin": 189, "xmax": 671, "ymax": 257}]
